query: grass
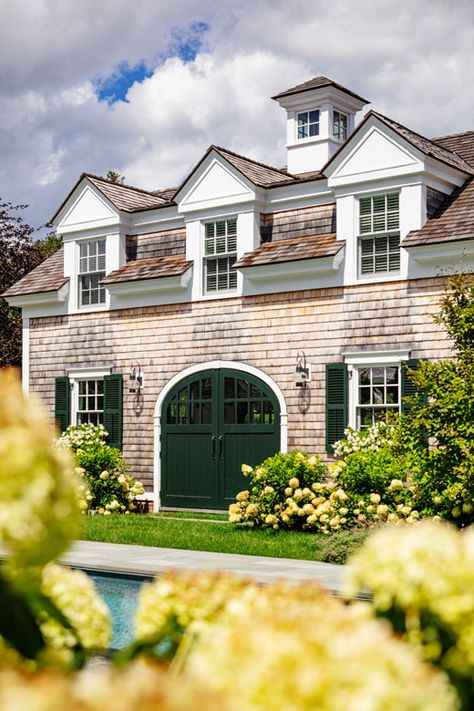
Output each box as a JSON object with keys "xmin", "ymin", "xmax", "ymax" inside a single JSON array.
[
  {"xmin": 82, "ymin": 514, "xmax": 325, "ymax": 561},
  {"xmin": 81, "ymin": 515, "xmax": 366, "ymax": 563}
]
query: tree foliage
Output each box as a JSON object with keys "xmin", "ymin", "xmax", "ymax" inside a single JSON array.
[
  {"xmin": 105, "ymin": 170, "xmax": 126, "ymax": 184},
  {"xmin": 0, "ymin": 199, "xmax": 62, "ymax": 367},
  {"xmin": 399, "ymin": 273, "xmax": 474, "ymax": 522}
]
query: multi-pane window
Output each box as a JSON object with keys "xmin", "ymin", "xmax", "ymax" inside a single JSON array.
[
  {"xmin": 77, "ymin": 379, "xmax": 104, "ymax": 425},
  {"xmin": 333, "ymin": 110, "xmax": 348, "ymax": 140},
  {"xmin": 204, "ymin": 218, "xmax": 237, "ymax": 293},
  {"xmin": 79, "ymin": 239, "xmax": 106, "ymax": 307},
  {"xmin": 358, "ymin": 193, "xmax": 400, "ymax": 276},
  {"xmin": 356, "ymin": 366, "xmax": 400, "ymax": 428},
  {"xmin": 297, "ymin": 110, "xmax": 320, "ymax": 139}
]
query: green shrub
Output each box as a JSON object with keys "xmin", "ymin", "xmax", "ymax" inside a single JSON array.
[
  {"xmin": 317, "ymin": 528, "xmax": 369, "ymax": 564},
  {"xmin": 58, "ymin": 424, "xmax": 144, "ymax": 514}
]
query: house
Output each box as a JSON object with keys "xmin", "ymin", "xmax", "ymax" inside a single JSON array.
[{"xmin": 4, "ymin": 76, "xmax": 474, "ymax": 512}]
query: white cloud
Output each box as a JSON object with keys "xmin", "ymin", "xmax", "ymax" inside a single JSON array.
[{"xmin": 0, "ymin": 0, "xmax": 473, "ymax": 228}]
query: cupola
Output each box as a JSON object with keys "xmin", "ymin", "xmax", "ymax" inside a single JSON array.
[{"xmin": 272, "ymin": 76, "xmax": 369, "ymax": 175}]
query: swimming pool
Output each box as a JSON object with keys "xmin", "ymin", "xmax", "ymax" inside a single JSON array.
[{"xmin": 88, "ymin": 571, "xmax": 151, "ymax": 650}]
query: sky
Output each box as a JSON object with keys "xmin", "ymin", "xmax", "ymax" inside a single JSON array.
[{"xmin": 1, "ymin": 0, "xmax": 474, "ymax": 230}]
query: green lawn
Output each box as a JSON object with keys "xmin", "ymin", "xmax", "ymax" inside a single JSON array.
[{"xmin": 81, "ymin": 514, "xmax": 327, "ymax": 561}]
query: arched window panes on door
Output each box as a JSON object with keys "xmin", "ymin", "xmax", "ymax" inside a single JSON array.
[
  {"xmin": 223, "ymin": 376, "xmax": 275, "ymax": 425},
  {"xmin": 166, "ymin": 376, "xmax": 213, "ymax": 425}
]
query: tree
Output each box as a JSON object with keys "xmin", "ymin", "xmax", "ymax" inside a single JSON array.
[
  {"xmin": 403, "ymin": 272, "xmax": 474, "ymax": 523},
  {"xmin": 0, "ymin": 199, "xmax": 62, "ymax": 368},
  {"xmin": 105, "ymin": 170, "xmax": 125, "ymax": 184}
]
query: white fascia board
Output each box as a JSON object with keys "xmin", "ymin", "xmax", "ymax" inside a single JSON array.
[
  {"xmin": 422, "ymin": 159, "xmax": 469, "ymax": 190},
  {"xmin": 333, "ymin": 173, "xmax": 422, "ymax": 198},
  {"xmin": 343, "ymin": 350, "xmax": 410, "ymax": 365},
  {"xmin": 129, "ymin": 206, "xmax": 183, "ymax": 234},
  {"xmin": 326, "ymin": 116, "xmax": 425, "ymax": 176},
  {"xmin": 407, "ymin": 239, "xmax": 474, "ymax": 265},
  {"xmin": 265, "ymin": 179, "xmax": 333, "ymax": 211},
  {"xmin": 177, "ymin": 151, "xmax": 257, "ymax": 213},
  {"xmin": 238, "ymin": 250, "xmax": 344, "ymax": 283},
  {"xmin": 277, "ymin": 87, "xmax": 366, "ymax": 113},
  {"xmin": 104, "ymin": 268, "xmax": 193, "ymax": 297},
  {"xmin": 55, "ymin": 180, "xmax": 121, "ymax": 233},
  {"xmin": 61, "ymin": 222, "xmax": 130, "ymax": 243},
  {"xmin": 6, "ymin": 281, "xmax": 69, "ymax": 308}
]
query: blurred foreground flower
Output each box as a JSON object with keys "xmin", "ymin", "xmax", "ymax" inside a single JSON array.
[
  {"xmin": 0, "ymin": 370, "xmax": 81, "ymax": 566},
  {"xmin": 185, "ymin": 581, "xmax": 456, "ymax": 711},
  {"xmin": 347, "ymin": 521, "xmax": 474, "ymax": 709},
  {"xmin": 0, "ymin": 662, "xmax": 229, "ymax": 711}
]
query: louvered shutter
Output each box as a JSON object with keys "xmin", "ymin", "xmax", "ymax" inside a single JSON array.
[
  {"xmin": 104, "ymin": 374, "xmax": 123, "ymax": 449},
  {"xmin": 326, "ymin": 363, "xmax": 348, "ymax": 452},
  {"xmin": 401, "ymin": 359, "xmax": 420, "ymax": 414},
  {"xmin": 55, "ymin": 376, "xmax": 70, "ymax": 433}
]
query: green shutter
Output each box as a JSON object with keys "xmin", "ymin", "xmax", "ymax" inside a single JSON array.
[
  {"xmin": 104, "ymin": 374, "xmax": 123, "ymax": 449},
  {"xmin": 401, "ymin": 359, "xmax": 420, "ymax": 414},
  {"xmin": 55, "ymin": 376, "xmax": 70, "ymax": 433},
  {"xmin": 326, "ymin": 363, "xmax": 348, "ymax": 452}
]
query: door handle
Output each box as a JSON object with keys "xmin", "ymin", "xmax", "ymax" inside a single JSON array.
[
  {"xmin": 211, "ymin": 435, "xmax": 217, "ymax": 460},
  {"xmin": 218, "ymin": 435, "xmax": 223, "ymax": 460}
]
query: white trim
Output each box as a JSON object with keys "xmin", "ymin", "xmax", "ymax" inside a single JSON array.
[
  {"xmin": 343, "ymin": 351, "xmax": 409, "ymax": 429},
  {"xmin": 239, "ymin": 251, "xmax": 344, "ymax": 283},
  {"xmin": 6, "ymin": 282, "xmax": 69, "ymax": 308},
  {"xmin": 22, "ymin": 317, "xmax": 29, "ymax": 394},
  {"xmin": 67, "ymin": 367, "xmax": 112, "ymax": 426},
  {"xmin": 104, "ymin": 270, "xmax": 192, "ymax": 297},
  {"xmin": 343, "ymin": 350, "xmax": 410, "ymax": 365},
  {"xmin": 152, "ymin": 360, "xmax": 288, "ymax": 511}
]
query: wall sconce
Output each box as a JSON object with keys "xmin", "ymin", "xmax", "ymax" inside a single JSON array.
[
  {"xmin": 294, "ymin": 350, "xmax": 311, "ymax": 388},
  {"xmin": 129, "ymin": 361, "xmax": 143, "ymax": 393}
]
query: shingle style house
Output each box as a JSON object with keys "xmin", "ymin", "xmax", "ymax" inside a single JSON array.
[{"xmin": 5, "ymin": 76, "xmax": 474, "ymax": 511}]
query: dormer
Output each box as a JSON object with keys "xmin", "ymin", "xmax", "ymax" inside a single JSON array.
[{"xmin": 272, "ymin": 76, "xmax": 369, "ymax": 175}]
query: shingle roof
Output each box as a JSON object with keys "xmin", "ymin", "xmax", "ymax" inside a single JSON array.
[
  {"xmin": 433, "ymin": 130, "xmax": 474, "ymax": 168},
  {"xmin": 403, "ymin": 178, "xmax": 474, "ymax": 248},
  {"xmin": 2, "ymin": 247, "xmax": 67, "ymax": 298},
  {"xmin": 52, "ymin": 174, "xmax": 175, "ymax": 222},
  {"xmin": 271, "ymin": 76, "xmax": 369, "ymax": 105},
  {"xmin": 369, "ymin": 112, "xmax": 473, "ymax": 174},
  {"xmin": 212, "ymin": 146, "xmax": 294, "ymax": 187},
  {"xmin": 234, "ymin": 233, "xmax": 343, "ymax": 268},
  {"xmin": 86, "ymin": 175, "xmax": 171, "ymax": 211},
  {"xmin": 101, "ymin": 255, "xmax": 192, "ymax": 284}
]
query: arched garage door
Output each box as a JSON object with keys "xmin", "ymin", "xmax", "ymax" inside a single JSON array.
[{"xmin": 161, "ymin": 368, "xmax": 280, "ymax": 510}]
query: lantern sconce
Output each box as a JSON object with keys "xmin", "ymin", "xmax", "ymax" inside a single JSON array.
[
  {"xmin": 129, "ymin": 361, "xmax": 144, "ymax": 393},
  {"xmin": 294, "ymin": 350, "xmax": 311, "ymax": 388}
]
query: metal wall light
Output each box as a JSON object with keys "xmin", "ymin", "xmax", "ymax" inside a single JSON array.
[
  {"xmin": 129, "ymin": 361, "xmax": 144, "ymax": 393},
  {"xmin": 294, "ymin": 350, "xmax": 311, "ymax": 388}
]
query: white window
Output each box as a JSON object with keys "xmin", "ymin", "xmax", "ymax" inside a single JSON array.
[
  {"xmin": 333, "ymin": 110, "xmax": 348, "ymax": 140},
  {"xmin": 78, "ymin": 238, "xmax": 106, "ymax": 307},
  {"xmin": 76, "ymin": 379, "xmax": 104, "ymax": 425},
  {"xmin": 204, "ymin": 218, "xmax": 237, "ymax": 293},
  {"xmin": 355, "ymin": 366, "xmax": 400, "ymax": 428},
  {"xmin": 297, "ymin": 110, "xmax": 320, "ymax": 139},
  {"xmin": 358, "ymin": 193, "xmax": 400, "ymax": 277}
]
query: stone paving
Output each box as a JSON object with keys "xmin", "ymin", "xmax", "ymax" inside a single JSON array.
[{"xmin": 60, "ymin": 540, "xmax": 347, "ymax": 594}]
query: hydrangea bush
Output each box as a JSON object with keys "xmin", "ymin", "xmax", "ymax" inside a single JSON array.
[
  {"xmin": 347, "ymin": 521, "xmax": 474, "ymax": 710},
  {"xmin": 229, "ymin": 450, "xmax": 424, "ymax": 533},
  {"xmin": 58, "ymin": 424, "xmax": 144, "ymax": 514}
]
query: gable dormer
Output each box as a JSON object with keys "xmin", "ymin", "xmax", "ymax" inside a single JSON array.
[{"xmin": 272, "ymin": 76, "xmax": 369, "ymax": 175}]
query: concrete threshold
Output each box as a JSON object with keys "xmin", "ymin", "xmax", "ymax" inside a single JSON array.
[{"xmin": 59, "ymin": 540, "xmax": 347, "ymax": 595}]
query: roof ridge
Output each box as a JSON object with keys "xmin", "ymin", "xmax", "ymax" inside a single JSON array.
[
  {"xmin": 211, "ymin": 145, "xmax": 295, "ymax": 178},
  {"xmin": 367, "ymin": 111, "xmax": 472, "ymax": 171},
  {"xmin": 85, "ymin": 173, "xmax": 167, "ymax": 201},
  {"xmin": 432, "ymin": 129, "xmax": 474, "ymax": 141}
]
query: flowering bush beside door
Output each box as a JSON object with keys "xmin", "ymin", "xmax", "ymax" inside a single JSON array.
[{"xmin": 57, "ymin": 423, "xmax": 144, "ymax": 514}]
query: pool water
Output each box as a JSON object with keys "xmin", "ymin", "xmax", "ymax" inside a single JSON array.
[{"xmin": 89, "ymin": 572, "xmax": 149, "ymax": 650}]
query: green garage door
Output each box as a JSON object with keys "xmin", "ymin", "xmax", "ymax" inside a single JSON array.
[{"xmin": 161, "ymin": 368, "xmax": 280, "ymax": 510}]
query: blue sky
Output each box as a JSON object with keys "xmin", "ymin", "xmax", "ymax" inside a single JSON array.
[
  {"xmin": 1, "ymin": 0, "xmax": 474, "ymax": 228},
  {"xmin": 94, "ymin": 22, "xmax": 209, "ymax": 104}
]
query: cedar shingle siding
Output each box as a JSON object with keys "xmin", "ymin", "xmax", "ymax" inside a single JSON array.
[
  {"xmin": 29, "ymin": 277, "xmax": 450, "ymax": 490},
  {"xmin": 126, "ymin": 229, "xmax": 186, "ymax": 261},
  {"xmin": 260, "ymin": 205, "xmax": 336, "ymax": 243}
]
